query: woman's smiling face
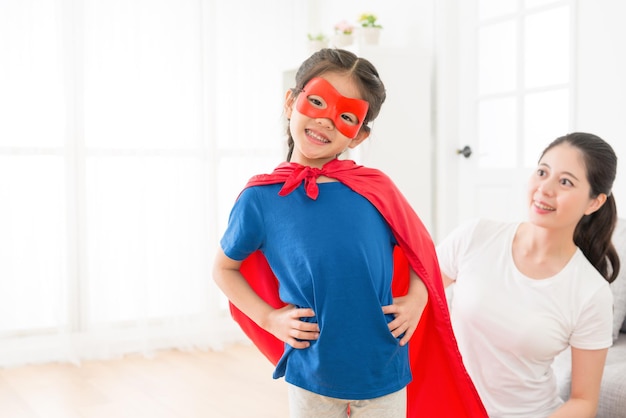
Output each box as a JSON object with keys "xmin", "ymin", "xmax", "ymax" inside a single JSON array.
[{"xmin": 527, "ymin": 143, "xmax": 606, "ymax": 230}]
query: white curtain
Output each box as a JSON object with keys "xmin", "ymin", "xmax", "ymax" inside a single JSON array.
[{"xmin": 0, "ymin": 0, "xmax": 304, "ymax": 367}]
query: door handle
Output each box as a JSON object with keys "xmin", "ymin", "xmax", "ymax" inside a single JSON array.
[{"xmin": 456, "ymin": 145, "xmax": 472, "ymax": 158}]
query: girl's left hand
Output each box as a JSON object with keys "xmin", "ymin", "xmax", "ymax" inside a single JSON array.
[{"xmin": 382, "ymin": 272, "xmax": 428, "ymax": 346}]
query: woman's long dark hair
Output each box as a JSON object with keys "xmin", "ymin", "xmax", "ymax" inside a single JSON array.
[
  {"xmin": 540, "ymin": 132, "xmax": 620, "ymax": 282},
  {"xmin": 285, "ymin": 48, "xmax": 386, "ymax": 161}
]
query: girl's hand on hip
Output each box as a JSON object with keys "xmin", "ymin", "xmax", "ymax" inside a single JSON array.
[
  {"xmin": 382, "ymin": 272, "xmax": 427, "ymax": 346},
  {"xmin": 265, "ymin": 304, "xmax": 319, "ymax": 349}
]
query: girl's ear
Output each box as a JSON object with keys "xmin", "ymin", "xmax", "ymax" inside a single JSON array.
[
  {"xmin": 348, "ymin": 129, "xmax": 370, "ymax": 149},
  {"xmin": 284, "ymin": 90, "xmax": 295, "ymax": 118}
]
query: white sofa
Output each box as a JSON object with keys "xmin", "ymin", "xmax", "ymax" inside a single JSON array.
[{"xmin": 554, "ymin": 218, "xmax": 626, "ymax": 417}]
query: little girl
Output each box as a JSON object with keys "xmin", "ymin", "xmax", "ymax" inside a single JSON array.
[{"xmin": 213, "ymin": 48, "xmax": 486, "ymax": 418}]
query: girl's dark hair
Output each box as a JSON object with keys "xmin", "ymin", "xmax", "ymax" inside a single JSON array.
[
  {"xmin": 540, "ymin": 132, "xmax": 620, "ymax": 283},
  {"xmin": 285, "ymin": 48, "xmax": 386, "ymax": 161}
]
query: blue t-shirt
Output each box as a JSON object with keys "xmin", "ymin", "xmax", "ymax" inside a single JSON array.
[{"xmin": 220, "ymin": 182, "xmax": 411, "ymax": 400}]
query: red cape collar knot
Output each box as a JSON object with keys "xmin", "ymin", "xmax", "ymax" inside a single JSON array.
[
  {"xmin": 277, "ymin": 159, "xmax": 354, "ymax": 200},
  {"xmin": 279, "ymin": 165, "xmax": 324, "ymax": 199}
]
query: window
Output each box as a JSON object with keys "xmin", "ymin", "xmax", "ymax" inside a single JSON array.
[{"xmin": 475, "ymin": 0, "xmax": 573, "ymax": 169}]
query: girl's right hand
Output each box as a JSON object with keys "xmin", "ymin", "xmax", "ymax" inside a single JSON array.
[{"xmin": 264, "ymin": 305, "xmax": 319, "ymax": 349}]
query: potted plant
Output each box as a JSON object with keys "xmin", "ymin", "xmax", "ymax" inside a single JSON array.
[
  {"xmin": 357, "ymin": 13, "xmax": 382, "ymax": 45},
  {"xmin": 307, "ymin": 32, "xmax": 329, "ymax": 53},
  {"xmin": 332, "ymin": 20, "xmax": 355, "ymax": 48}
]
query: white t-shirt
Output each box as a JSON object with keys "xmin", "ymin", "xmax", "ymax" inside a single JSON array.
[{"xmin": 437, "ymin": 219, "xmax": 613, "ymax": 418}]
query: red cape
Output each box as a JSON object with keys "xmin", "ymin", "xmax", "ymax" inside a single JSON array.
[{"xmin": 229, "ymin": 159, "xmax": 487, "ymax": 417}]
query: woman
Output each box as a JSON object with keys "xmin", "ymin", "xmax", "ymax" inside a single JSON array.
[{"xmin": 437, "ymin": 132, "xmax": 619, "ymax": 417}]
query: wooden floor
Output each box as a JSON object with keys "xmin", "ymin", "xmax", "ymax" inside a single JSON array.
[{"xmin": 0, "ymin": 343, "xmax": 289, "ymax": 418}]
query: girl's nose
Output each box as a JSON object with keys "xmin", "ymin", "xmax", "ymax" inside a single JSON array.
[{"xmin": 316, "ymin": 117, "xmax": 334, "ymax": 130}]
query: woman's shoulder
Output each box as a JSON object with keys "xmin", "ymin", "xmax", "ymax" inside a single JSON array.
[
  {"xmin": 571, "ymin": 249, "xmax": 611, "ymax": 287},
  {"xmin": 454, "ymin": 217, "xmax": 517, "ymax": 239},
  {"xmin": 438, "ymin": 218, "xmax": 516, "ymax": 256}
]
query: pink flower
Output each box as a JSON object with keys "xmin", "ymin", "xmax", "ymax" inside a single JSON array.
[{"xmin": 334, "ymin": 20, "xmax": 354, "ymax": 35}]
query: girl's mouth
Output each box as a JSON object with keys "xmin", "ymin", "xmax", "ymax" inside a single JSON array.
[{"xmin": 306, "ymin": 129, "xmax": 330, "ymax": 144}]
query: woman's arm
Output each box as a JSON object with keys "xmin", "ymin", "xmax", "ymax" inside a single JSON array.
[
  {"xmin": 382, "ymin": 269, "xmax": 428, "ymax": 346},
  {"xmin": 549, "ymin": 347, "xmax": 608, "ymax": 418},
  {"xmin": 212, "ymin": 248, "xmax": 319, "ymax": 348},
  {"xmin": 441, "ymin": 271, "xmax": 455, "ymax": 288}
]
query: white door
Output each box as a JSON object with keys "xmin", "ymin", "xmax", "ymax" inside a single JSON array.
[{"xmin": 441, "ymin": 0, "xmax": 575, "ymax": 234}]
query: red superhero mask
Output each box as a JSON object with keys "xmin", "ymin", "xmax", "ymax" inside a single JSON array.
[{"xmin": 295, "ymin": 77, "xmax": 369, "ymax": 139}]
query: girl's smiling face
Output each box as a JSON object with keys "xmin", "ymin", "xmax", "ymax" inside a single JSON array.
[
  {"xmin": 294, "ymin": 77, "xmax": 369, "ymax": 139},
  {"xmin": 285, "ymin": 72, "xmax": 370, "ymax": 168}
]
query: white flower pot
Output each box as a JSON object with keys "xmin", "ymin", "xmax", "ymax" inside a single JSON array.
[
  {"xmin": 332, "ymin": 33, "xmax": 354, "ymax": 48},
  {"xmin": 360, "ymin": 27, "xmax": 381, "ymax": 45}
]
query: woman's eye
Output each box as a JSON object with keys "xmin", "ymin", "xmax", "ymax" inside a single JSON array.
[
  {"xmin": 307, "ymin": 95, "xmax": 325, "ymax": 108},
  {"xmin": 340, "ymin": 113, "xmax": 358, "ymax": 125},
  {"xmin": 560, "ymin": 178, "xmax": 573, "ymax": 186},
  {"xmin": 537, "ymin": 169, "xmax": 546, "ymax": 176}
]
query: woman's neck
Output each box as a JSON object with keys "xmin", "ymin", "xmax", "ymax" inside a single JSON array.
[{"xmin": 512, "ymin": 222, "xmax": 577, "ymax": 278}]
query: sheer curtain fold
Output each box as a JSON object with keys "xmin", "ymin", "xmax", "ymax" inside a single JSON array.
[{"xmin": 0, "ymin": 0, "xmax": 290, "ymax": 368}]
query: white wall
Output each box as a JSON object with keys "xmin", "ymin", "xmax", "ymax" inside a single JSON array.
[
  {"xmin": 576, "ymin": 0, "xmax": 626, "ymax": 215},
  {"xmin": 355, "ymin": 45, "xmax": 434, "ymax": 228}
]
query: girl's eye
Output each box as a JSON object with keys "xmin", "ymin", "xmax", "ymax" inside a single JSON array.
[
  {"xmin": 340, "ymin": 113, "xmax": 358, "ymax": 125},
  {"xmin": 560, "ymin": 178, "xmax": 574, "ymax": 186},
  {"xmin": 307, "ymin": 95, "xmax": 326, "ymax": 108},
  {"xmin": 537, "ymin": 168, "xmax": 546, "ymax": 176}
]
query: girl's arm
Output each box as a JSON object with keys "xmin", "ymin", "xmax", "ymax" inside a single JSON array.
[
  {"xmin": 212, "ymin": 248, "xmax": 319, "ymax": 349},
  {"xmin": 549, "ymin": 347, "xmax": 608, "ymax": 418},
  {"xmin": 382, "ymin": 269, "xmax": 428, "ymax": 346}
]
